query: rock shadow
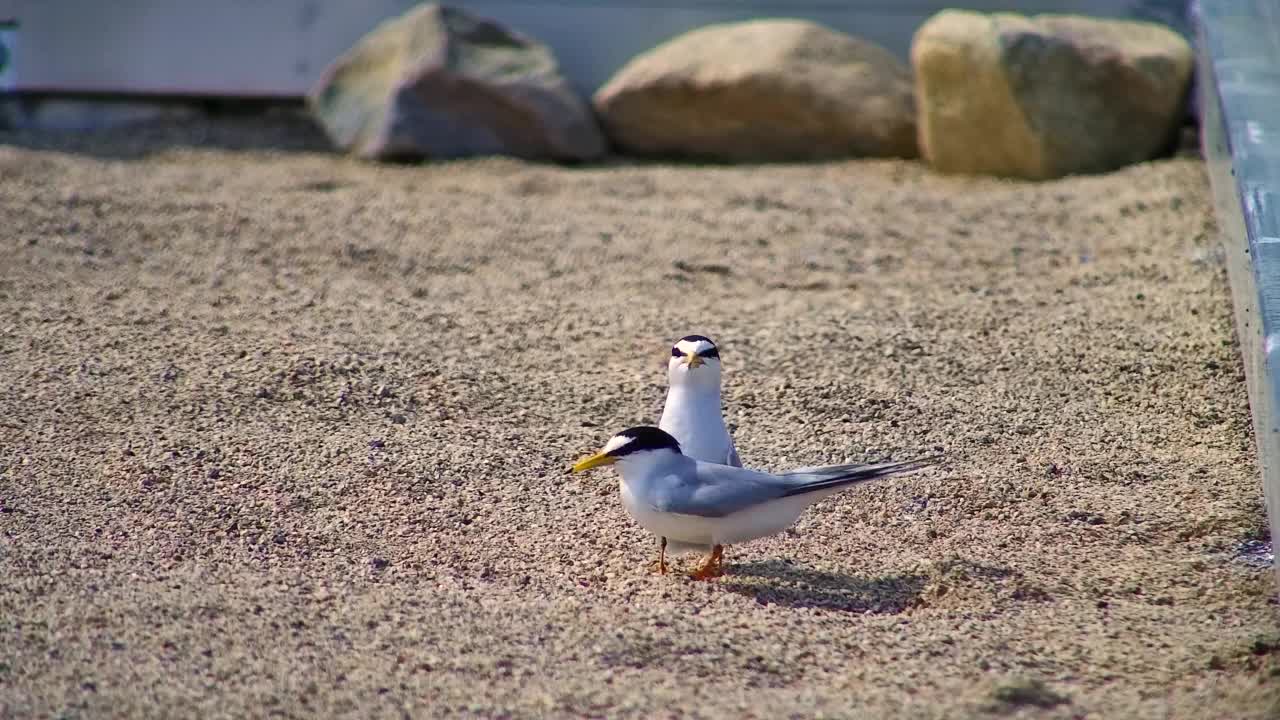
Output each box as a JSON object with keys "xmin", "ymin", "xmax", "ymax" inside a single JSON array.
[
  {"xmin": 719, "ymin": 559, "xmax": 926, "ymax": 613},
  {"xmin": 0, "ymin": 99, "xmax": 333, "ymax": 160}
]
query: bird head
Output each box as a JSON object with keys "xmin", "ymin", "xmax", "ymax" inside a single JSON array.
[
  {"xmin": 571, "ymin": 426, "xmax": 683, "ymax": 473},
  {"xmin": 667, "ymin": 334, "xmax": 722, "ymax": 389}
]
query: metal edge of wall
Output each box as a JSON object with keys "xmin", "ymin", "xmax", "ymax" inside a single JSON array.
[{"xmin": 1195, "ymin": 0, "xmax": 1280, "ymax": 580}]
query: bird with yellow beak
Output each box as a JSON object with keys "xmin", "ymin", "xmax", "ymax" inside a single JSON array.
[
  {"xmin": 656, "ymin": 335, "xmax": 742, "ymax": 572},
  {"xmin": 572, "ymin": 426, "xmax": 940, "ymax": 580}
]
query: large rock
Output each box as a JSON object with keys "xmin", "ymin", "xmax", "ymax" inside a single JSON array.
[
  {"xmin": 911, "ymin": 11, "xmax": 1193, "ymax": 180},
  {"xmin": 307, "ymin": 3, "xmax": 605, "ymax": 162},
  {"xmin": 593, "ymin": 19, "xmax": 918, "ymax": 162}
]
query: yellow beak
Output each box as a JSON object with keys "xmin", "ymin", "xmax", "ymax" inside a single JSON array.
[
  {"xmin": 571, "ymin": 451, "xmax": 617, "ymax": 473},
  {"xmin": 686, "ymin": 353, "xmax": 704, "ymax": 369}
]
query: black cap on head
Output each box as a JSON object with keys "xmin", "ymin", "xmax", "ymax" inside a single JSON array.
[
  {"xmin": 610, "ymin": 426, "xmax": 682, "ymax": 456},
  {"xmin": 678, "ymin": 334, "xmax": 716, "ymax": 346},
  {"xmin": 671, "ymin": 335, "xmax": 721, "ymax": 359}
]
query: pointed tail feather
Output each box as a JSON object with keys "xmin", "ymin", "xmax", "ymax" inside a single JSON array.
[{"xmin": 779, "ymin": 456, "xmax": 942, "ymax": 498}]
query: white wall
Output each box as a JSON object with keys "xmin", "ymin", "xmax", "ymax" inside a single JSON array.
[{"xmin": 0, "ymin": 0, "xmax": 1190, "ymax": 98}]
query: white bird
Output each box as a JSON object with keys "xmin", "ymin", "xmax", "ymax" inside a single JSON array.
[
  {"xmin": 656, "ymin": 334, "xmax": 741, "ymax": 572},
  {"xmin": 659, "ymin": 334, "xmax": 740, "ymax": 468},
  {"xmin": 572, "ymin": 426, "xmax": 940, "ymax": 580}
]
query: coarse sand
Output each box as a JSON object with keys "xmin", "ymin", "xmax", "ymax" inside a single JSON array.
[{"xmin": 1, "ymin": 114, "xmax": 1277, "ymax": 719}]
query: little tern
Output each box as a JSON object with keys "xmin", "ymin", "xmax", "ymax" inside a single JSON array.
[
  {"xmin": 659, "ymin": 334, "xmax": 740, "ymax": 468},
  {"xmin": 572, "ymin": 426, "xmax": 940, "ymax": 580},
  {"xmin": 657, "ymin": 334, "xmax": 742, "ymax": 572}
]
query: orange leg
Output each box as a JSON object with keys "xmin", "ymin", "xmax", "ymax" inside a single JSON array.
[
  {"xmin": 648, "ymin": 537, "xmax": 669, "ymax": 574},
  {"xmin": 688, "ymin": 544, "xmax": 726, "ymax": 580}
]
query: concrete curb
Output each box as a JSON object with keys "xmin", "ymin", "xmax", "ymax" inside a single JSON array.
[{"xmin": 1195, "ymin": 0, "xmax": 1280, "ymax": 577}]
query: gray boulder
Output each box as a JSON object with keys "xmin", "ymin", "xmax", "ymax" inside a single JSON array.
[
  {"xmin": 911, "ymin": 10, "xmax": 1194, "ymax": 179},
  {"xmin": 593, "ymin": 19, "xmax": 918, "ymax": 162},
  {"xmin": 308, "ymin": 3, "xmax": 605, "ymax": 162}
]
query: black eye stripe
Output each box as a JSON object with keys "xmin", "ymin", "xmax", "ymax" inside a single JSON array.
[
  {"xmin": 672, "ymin": 347, "xmax": 719, "ymax": 358},
  {"xmin": 671, "ymin": 346, "xmax": 719, "ymax": 358}
]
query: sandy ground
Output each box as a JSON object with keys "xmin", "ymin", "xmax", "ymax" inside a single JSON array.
[{"xmin": 1, "ymin": 113, "xmax": 1277, "ymax": 719}]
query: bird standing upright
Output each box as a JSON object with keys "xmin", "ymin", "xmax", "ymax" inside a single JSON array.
[
  {"xmin": 656, "ymin": 334, "xmax": 741, "ymax": 572},
  {"xmin": 659, "ymin": 335, "xmax": 740, "ymax": 467}
]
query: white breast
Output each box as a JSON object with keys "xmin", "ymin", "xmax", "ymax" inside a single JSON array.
[{"xmin": 659, "ymin": 387, "xmax": 734, "ymax": 465}]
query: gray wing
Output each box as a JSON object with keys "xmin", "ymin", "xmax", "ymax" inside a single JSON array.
[
  {"xmin": 649, "ymin": 462, "xmax": 790, "ymax": 519},
  {"xmin": 774, "ymin": 457, "xmax": 942, "ymax": 497},
  {"xmin": 778, "ymin": 462, "xmax": 859, "ymax": 477},
  {"xmin": 646, "ymin": 457, "xmax": 940, "ymax": 518}
]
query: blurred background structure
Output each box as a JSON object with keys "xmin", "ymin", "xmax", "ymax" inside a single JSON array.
[{"xmin": 0, "ymin": 0, "xmax": 1190, "ymax": 99}]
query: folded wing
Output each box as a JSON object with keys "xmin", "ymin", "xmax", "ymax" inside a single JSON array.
[
  {"xmin": 647, "ymin": 456, "xmax": 941, "ymax": 518},
  {"xmin": 776, "ymin": 457, "xmax": 942, "ymax": 498}
]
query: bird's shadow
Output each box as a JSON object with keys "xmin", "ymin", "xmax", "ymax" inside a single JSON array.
[{"xmin": 718, "ymin": 559, "xmax": 927, "ymax": 614}]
